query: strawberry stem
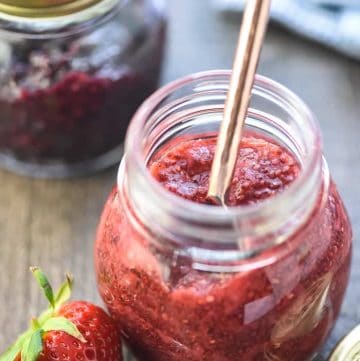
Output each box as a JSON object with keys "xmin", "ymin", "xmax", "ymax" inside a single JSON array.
[
  {"xmin": 54, "ymin": 273, "xmax": 73, "ymax": 309},
  {"xmin": 30, "ymin": 267, "xmax": 55, "ymax": 309},
  {"xmin": 30, "ymin": 318, "xmax": 41, "ymax": 331}
]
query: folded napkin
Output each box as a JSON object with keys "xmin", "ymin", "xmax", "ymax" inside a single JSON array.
[{"xmin": 213, "ymin": 0, "xmax": 360, "ymax": 60}]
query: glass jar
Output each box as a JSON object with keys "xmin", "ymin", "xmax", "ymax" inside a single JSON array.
[
  {"xmin": 0, "ymin": 0, "xmax": 166, "ymax": 177},
  {"xmin": 94, "ymin": 71, "xmax": 352, "ymax": 361}
]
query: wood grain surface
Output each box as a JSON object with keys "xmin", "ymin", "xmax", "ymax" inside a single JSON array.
[{"xmin": 0, "ymin": 1, "xmax": 359, "ymax": 359}]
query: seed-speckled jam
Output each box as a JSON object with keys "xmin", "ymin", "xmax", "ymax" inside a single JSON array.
[
  {"xmin": 0, "ymin": 68, "xmax": 159, "ymax": 163},
  {"xmin": 149, "ymin": 136, "xmax": 299, "ymax": 205},
  {"xmin": 95, "ymin": 134, "xmax": 352, "ymax": 361},
  {"xmin": 0, "ymin": 22, "xmax": 165, "ymax": 167}
]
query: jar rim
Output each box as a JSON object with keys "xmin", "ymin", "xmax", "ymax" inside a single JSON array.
[
  {"xmin": 121, "ymin": 70, "xmax": 325, "ymax": 268},
  {"xmin": 124, "ymin": 70, "xmax": 322, "ymax": 220},
  {"xmin": 0, "ymin": 0, "xmax": 103, "ymax": 18},
  {"xmin": 0, "ymin": 0, "xmax": 124, "ymax": 37}
]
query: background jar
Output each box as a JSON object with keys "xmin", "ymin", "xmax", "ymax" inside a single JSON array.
[
  {"xmin": 95, "ymin": 71, "xmax": 352, "ymax": 361},
  {"xmin": 0, "ymin": 0, "xmax": 166, "ymax": 177}
]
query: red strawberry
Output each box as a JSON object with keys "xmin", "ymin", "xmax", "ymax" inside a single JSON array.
[{"xmin": 0, "ymin": 267, "xmax": 122, "ymax": 361}]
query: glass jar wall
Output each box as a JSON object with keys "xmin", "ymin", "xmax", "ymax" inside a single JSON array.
[
  {"xmin": 0, "ymin": 0, "xmax": 166, "ymax": 177},
  {"xmin": 95, "ymin": 71, "xmax": 352, "ymax": 361}
]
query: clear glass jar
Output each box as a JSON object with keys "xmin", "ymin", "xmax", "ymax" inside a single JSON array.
[
  {"xmin": 94, "ymin": 71, "xmax": 352, "ymax": 361},
  {"xmin": 0, "ymin": 0, "xmax": 166, "ymax": 177}
]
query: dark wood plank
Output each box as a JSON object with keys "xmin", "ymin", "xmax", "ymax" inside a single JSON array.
[
  {"xmin": 0, "ymin": 0, "xmax": 359, "ymax": 359},
  {"xmin": 0, "ymin": 169, "xmax": 116, "ymax": 346}
]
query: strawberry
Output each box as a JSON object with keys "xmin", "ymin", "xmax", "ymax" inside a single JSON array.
[{"xmin": 0, "ymin": 267, "xmax": 122, "ymax": 361}]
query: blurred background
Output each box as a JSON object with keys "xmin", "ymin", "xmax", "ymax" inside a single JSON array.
[{"xmin": 0, "ymin": 0, "xmax": 359, "ymax": 359}]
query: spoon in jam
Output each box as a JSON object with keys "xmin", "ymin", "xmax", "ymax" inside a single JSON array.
[{"xmin": 207, "ymin": 0, "xmax": 271, "ymax": 205}]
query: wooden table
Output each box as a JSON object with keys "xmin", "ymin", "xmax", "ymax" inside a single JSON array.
[{"xmin": 1, "ymin": 1, "xmax": 359, "ymax": 359}]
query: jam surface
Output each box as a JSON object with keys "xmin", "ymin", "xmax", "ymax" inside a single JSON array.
[
  {"xmin": 95, "ymin": 135, "xmax": 352, "ymax": 361},
  {"xmin": 150, "ymin": 136, "xmax": 300, "ymax": 205}
]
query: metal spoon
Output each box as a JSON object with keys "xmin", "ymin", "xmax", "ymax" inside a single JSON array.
[{"xmin": 207, "ymin": 0, "xmax": 271, "ymax": 205}]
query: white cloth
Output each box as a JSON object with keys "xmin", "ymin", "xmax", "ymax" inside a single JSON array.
[{"xmin": 213, "ymin": 0, "xmax": 360, "ymax": 60}]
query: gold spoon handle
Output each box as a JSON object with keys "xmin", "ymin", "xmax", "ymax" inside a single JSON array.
[{"xmin": 207, "ymin": 0, "xmax": 271, "ymax": 205}]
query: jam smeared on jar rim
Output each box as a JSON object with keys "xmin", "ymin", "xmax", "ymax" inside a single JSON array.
[{"xmin": 149, "ymin": 135, "xmax": 301, "ymax": 206}]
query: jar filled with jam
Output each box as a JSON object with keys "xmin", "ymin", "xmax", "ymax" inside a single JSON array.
[
  {"xmin": 0, "ymin": 0, "xmax": 166, "ymax": 177},
  {"xmin": 95, "ymin": 71, "xmax": 352, "ymax": 361}
]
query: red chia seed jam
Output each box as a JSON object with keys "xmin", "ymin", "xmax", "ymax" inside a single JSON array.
[
  {"xmin": 149, "ymin": 136, "xmax": 300, "ymax": 206},
  {"xmin": 95, "ymin": 133, "xmax": 352, "ymax": 361},
  {"xmin": 0, "ymin": 44, "xmax": 164, "ymax": 165}
]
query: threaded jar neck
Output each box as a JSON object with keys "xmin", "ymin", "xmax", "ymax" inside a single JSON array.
[{"xmin": 119, "ymin": 70, "xmax": 326, "ymax": 272}]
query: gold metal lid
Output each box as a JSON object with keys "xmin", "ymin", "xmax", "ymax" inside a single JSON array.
[
  {"xmin": 328, "ymin": 325, "xmax": 360, "ymax": 361},
  {"xmin": 0, "ymin": 0, "xmax": 103, "ymax": 18}
]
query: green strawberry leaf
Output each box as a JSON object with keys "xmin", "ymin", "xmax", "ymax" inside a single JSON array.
[
  {"xmin": 0, "ymin": 346, "xmax": 21, "ymax": 361},
  {"xmin": 0, "ymin": 329, "xmax": 32, "ymax": 361},
  {"xmin": 21, "ymin": 329, "xmax": 44, "ymax": 361},
  {"xmin": 42, "ymin": 317, "xmax": 86, "ymax": 343},
  {"xmin": 54, "ymin": 273, "xmax": 73, "ymax": 310},
  {"xmin": 36, "ymin": 308, "xmax": 54, "ymax": 326},
  {"xmin": 31, "ymin": 318, "xmax": 41, "ymax": 331},
  {"xmin": 30, "ymin": 267, "xmax": 55, "ymax": 309}
]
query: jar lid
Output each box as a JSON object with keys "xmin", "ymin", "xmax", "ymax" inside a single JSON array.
[
  {"xmin": 0, "ymin": 0, "xmax": 103, "ymax": 18},
  {"xmin": 328, "ymin": 325, "xmax": 360, "ymax": 361}
]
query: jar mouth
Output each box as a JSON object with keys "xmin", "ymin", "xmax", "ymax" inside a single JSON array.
[
  {"xmin": 124, "ymin": 70, "xmax": 322, "ymax": 219},
  {"xmin": 121, "ymin": 70, "xmax": 324, "ymax": 266}
]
